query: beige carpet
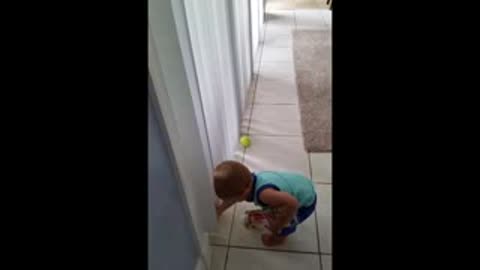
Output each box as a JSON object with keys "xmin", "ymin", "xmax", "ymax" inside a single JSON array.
[{"xmin": 293, "ymin": 30, "xmax": 331, "ymax": 152}]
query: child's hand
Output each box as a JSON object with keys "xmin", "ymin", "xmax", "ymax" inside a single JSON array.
[
  {"xmin": 216, "ymin": 199, "xmax": 227, "ymax": 218},
  {"xmin": 214, "ymin": 199, "xmax": 223, "ymax": 218},
  {"xmin": 264, "ymin": 214, "xmax": 284, "ymax": 234},
  {"xmin": 258, "ymin": 189, "xmax": 298, "ymax": 232},
  {"xmin": 215, "ymin": 197, "xmax": 237, "ymax": 218}
]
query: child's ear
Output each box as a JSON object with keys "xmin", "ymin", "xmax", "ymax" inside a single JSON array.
[{"xmin": 242, "ymin": 186, "xmax": 251, "ymax": 199}]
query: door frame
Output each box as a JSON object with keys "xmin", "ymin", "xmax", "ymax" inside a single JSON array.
[
  {"xmin": 148, "ymin": 0, "xmax": 256, "ymax": 266},
  {"xmin": 148, "ymin": 77, "xmax": 207, "ymax": 270},
  {"xmin": 148, "ymin": 0, "xmax": 217, "ymax": 267}
]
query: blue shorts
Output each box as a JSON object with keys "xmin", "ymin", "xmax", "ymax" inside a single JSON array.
[{"xmin": 278, "ymin": 196, "xmax": 317, "ymax": 236}]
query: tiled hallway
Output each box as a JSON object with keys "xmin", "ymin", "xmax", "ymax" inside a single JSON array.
[{"xmin": 210, "ymin": 6, "xmax": 332, "ymax": 270}]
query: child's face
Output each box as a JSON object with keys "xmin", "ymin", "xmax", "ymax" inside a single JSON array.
[{"xmin": 238, "ymin": 179, "xmax": 253, "ymax": 201}]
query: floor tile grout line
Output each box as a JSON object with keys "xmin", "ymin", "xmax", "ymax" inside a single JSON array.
[
  {"xmin": 223, "ymin": 247, "xmax": 230, "ymax": 270},
  {"xmin": 250, "ymin": 104, "xmax": 299, "ymax": 107},
  {"xmin": 241, "ymin": 147, "xmax": 246, "ymax": 163},
  {"xmin": 244, "ymin": 134, "xmax": 303, "ymax": 138},
  {"xmin": 224, "ymin": 202, "xmax": 237, "ymax": 270},
  {"xmin": 226, "ymin": 244, "xmax": 321, "ymax": 255},
  {"xmin": 245, "ymin": 78, "xmax": 258, "ymax": 136},
  {"xmin": 317, "ymin": 199, "xmax": 331, "ymax": 264},
  {"xmin": 315, "ymin": 182, "xmax": 332, "ymax": 185},
  {"xmin": 224, "ymin": 18, "xmax": 266, "ymax": 270},
  {"xmin": 260, "ymin": 61, "xmax": 294, "ymax": 64},
  {"xmin": 211, "ymin": 242, "xmax": 332, "ymax": 256},
  {"xmin": 247, "ymin": 134, "xmax": 303, "ymax": 138},
  {"xmin": 309, "ymin": 151, "xmax": 324, "ymax": 270},
  {"xmin": 254, "ymin": 103, "xmax": 299, "ymax": 105},
  {"xmin": 210, "ymin": 243, "xmax": 229, "ymax": 247},
  {"xmin": 245, "ymin": 21, "xmax": 267, "ymax": 136},
  {"xmin": 263, "ymin": 46, "xmax": 292, "ymax": 49},
  {"xmin": 227, "ymin": 205, "xmax": 237, "ymax": 246}
]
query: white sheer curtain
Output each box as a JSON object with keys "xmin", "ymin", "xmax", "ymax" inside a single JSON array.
[{"xmin": 183, "ymin": 0, "xmax": 253, "ymax": 165}]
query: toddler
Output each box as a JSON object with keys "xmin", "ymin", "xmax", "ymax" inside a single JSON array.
[{"xmin": 214, "ymin": 160, "xmax": 317, "ymax": 246}]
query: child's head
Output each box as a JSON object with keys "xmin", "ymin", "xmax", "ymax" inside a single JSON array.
[{"xmin": 214, "ymin": 160, "xmax": 252, "ymax": 201}]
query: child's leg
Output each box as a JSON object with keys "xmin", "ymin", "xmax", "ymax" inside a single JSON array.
[
  {"xmin": 295, "ymin": 196, "xmax": 316, "ymax": 224},
  {"xmin": 262, "ymin": 197, "xmax": 317, "ymax": 246},
  {"xmin": 260, "ymin": 217, "xmax": 296, "ymax": 246},
  {"xmin": 262, "ymin": 233, "xmax": 287, "ymax": 246}
]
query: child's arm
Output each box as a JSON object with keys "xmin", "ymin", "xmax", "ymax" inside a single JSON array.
[
  {"xmin": 258, "ymin": 189, "xmax": 299, "ymax": 234},
  {"xmin": 215, "ymin": 198, "xmax": 237, "ymax": 217}
]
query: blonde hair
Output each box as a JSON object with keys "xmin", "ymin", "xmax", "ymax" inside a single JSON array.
[{"xmin": 214, "ymin": 160, "xmax": 251, "ymax": 199}]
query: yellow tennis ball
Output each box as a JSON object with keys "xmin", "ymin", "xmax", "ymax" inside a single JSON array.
[{"xmin": 240, "ymin": 135, "xmax": 251, "ymax": 148}]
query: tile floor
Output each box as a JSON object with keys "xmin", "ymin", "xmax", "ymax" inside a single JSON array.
[
  {"xmin": 209, "ymin": 7, "xmax": 332, "ymax": 270},
  {"xmin": 266, "ymin": 0, "xmax": 330, "ymax": 11}
]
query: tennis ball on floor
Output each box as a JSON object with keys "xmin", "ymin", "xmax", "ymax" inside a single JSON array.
[{"xmin": 240, "ymin": 135, "xmax": 251, "ymax": 148}]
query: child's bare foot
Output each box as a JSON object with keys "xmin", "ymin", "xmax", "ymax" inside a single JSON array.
[{"xmin": 261, "ymin": 234, "xmax": 286, "ymax": 246}]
